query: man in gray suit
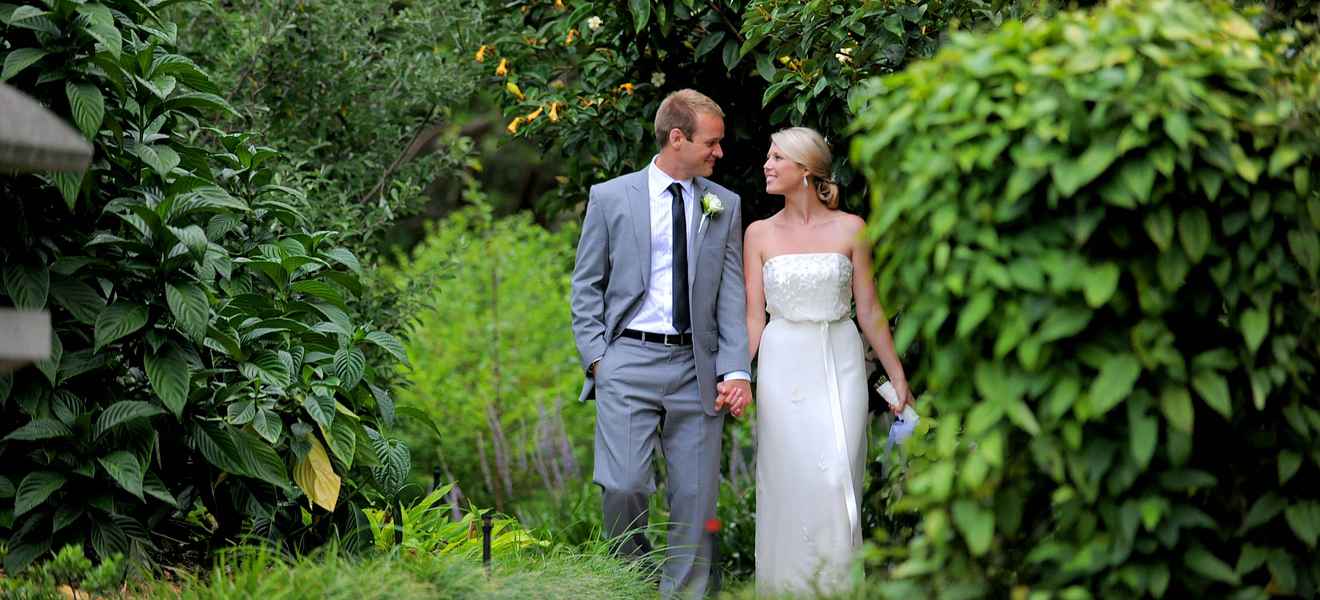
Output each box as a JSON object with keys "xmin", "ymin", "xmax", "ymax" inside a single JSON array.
[{"xmin": 570, "ymin": 89, "xmax": 752, "ymax": 598}]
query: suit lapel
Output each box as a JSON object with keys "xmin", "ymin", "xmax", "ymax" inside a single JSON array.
[
  {"xmin": 689, "ymin": 179, "xmax": 712, "ymax": 285},
  {"xmin": 627, "ymin": 171, "xmax": 651, "ymax": 289}
]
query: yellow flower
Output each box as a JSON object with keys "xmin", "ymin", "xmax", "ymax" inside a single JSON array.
[
  {"xmin": 564, "ymin": 28, "xmax": 578, "ymax": 46},
  {"xmin": 617, "ymin": 82, "xmax": 635, "ymax": 95},
  {"xmin": 495, "ymin": 58, "xmax": 509, "ymax": 77},
  {"xmin": 506, "ymin": 116, "xmax": 526, "ymax": 135},
  {"xmin": 548, "ymin": 101, "xmax": 562, "ymax": 122},
  {"xmin": 554, "ymin": 0, "xmax": 566, "ymax": 9},
  {"xmin": 474, "ymin": 44, "xmax": 491, "ymax": 62},
  {"xmin": 526, "ymin": 106, "xmax": 544, "ymax": 122},
  {"xmin": 506, "ymin": 81, "xmax": 525, "ymax": 101}
]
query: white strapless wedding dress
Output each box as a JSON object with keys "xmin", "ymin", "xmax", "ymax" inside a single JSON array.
[{"xmin": 755, "ymin": 252, "xmax": 868, "ymax": 596}]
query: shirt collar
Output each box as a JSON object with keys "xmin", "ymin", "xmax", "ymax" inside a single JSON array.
[{"xmin": 648, "ymin": 155, "xmax": 695, "ymax": 200}]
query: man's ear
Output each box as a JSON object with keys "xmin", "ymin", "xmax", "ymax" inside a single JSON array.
[{"xmin": 667, "ymin": 127, "xmax": 686, "ymax": 147}]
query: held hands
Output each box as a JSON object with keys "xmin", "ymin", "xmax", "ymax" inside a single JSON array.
[{"xmin": 715, "ymin": 379, "xmax": 753, "ymax": 418}]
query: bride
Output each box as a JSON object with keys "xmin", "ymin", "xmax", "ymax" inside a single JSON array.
[{"xmin": 744, "ymin": 127, "xmax": 915, "ymax": 595}]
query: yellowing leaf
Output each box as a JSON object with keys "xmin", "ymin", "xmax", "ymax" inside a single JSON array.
[{"xmin": 294, "ymin": 434, "xmax": 341, "ymax": 512}]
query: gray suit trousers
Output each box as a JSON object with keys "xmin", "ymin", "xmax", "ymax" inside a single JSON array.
[{"xmin": 594, "ymin": 336, "xmax": 724, "ymax": 599}]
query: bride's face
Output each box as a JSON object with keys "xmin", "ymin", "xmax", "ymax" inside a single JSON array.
[{"xmin": 763, "ymin": 143, "xmax": 805, "ymax": 196}]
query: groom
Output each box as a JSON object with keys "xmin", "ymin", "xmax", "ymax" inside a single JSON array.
[{"xmin": 571, "ymin": 89, "xmax": 752, "ymax": 598}]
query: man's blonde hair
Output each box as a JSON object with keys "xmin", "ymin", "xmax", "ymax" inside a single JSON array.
[{"xmin": 654, "ymin": 89, "xmax": 724, "ymax": 149}]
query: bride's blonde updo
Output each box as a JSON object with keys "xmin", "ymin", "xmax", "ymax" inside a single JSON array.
[{"xmin": 770, "ymin": 127, "xmax": 840, "ymax": 209}]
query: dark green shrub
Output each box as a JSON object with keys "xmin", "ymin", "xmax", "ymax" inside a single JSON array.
[
  {"xmin": 1, "ymin": 0, "xmax": 409, "ymax": 569},
  {"xmin": 851, "ymin": 0, "xmax": 1320, "ymax": 596},
  {"xmin": 484, "ymin": 0, "xmax": 1040, "ymax": 217}
]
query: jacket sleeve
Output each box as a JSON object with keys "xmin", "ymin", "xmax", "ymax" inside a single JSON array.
[
  {"xmin": 570, "ymin": 185, "xmax": 611, "ymax": 375},
  {"xmin": 714, "ymin": 193, "xmax": 751, "ymax": 377}
]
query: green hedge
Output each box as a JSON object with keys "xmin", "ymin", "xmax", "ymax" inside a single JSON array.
[
  {"xmin": 1, "ymin": 0, "xmax": 409, "ymax": 569},
  {"xmin": 851, "ymin": 0, "xmax": 1320, "ymax": 597}
]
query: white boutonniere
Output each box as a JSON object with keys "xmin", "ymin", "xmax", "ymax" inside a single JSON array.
[{"xmin": 699, "ymin": 192, "xmax": 723, "ymax": 234}]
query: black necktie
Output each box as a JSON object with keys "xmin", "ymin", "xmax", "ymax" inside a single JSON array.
[{"xmin": 668, "ymin": 182, "xmax": 690, "ymax": 334}]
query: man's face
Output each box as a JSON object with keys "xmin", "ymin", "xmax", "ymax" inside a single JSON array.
[{"xmin": 673, "ymin": 113, "xmax": 725, "ymax": 178}]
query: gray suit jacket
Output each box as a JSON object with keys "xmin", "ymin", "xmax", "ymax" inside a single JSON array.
[{"xmin": 570, "ymin": 168, "xmax": 751, "ymax": 415}]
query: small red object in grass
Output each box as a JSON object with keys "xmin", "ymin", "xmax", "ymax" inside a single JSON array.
[{"xmin": 704, "ymin": 518, "xmax": 722, "ymax": 533}]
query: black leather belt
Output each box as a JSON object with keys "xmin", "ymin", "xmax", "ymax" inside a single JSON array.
[{"xmin": 620, "ymin": 329, "xmax": 692, "ymax": 346}]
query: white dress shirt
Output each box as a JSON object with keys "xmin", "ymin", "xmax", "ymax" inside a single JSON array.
[
  {"xmin": 627, "ymin": 157, "xmax": 697, "ymax": 335},
  {"xmin": 616, "ymin": 157, "xmax": 749, "ymax": 382}
]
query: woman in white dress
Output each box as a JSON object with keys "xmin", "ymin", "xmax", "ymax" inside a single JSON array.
[{"xmin": 744, "ymin": 127, "xmax": 915, "ymax": 596}]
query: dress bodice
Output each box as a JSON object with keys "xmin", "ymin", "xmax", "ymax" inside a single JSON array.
[{"xmin": 762, "ymin": 253, "xmax": 853, "ymax": 323}]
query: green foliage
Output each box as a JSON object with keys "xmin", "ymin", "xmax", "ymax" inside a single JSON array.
[
  {"xmin": 173, "ymin": 0, "xmax": 489, "ymax": 257},
  {"xmin": 485, "ymin": 0, "xmax": 1039, "ymax": 217},
  {"xmin": 850, "ymin": 0, "xmax": 1320, "ymax": 596},
  {"xmin": 161, "ymin": 541, "xmax": 652, "ymax": 600},
  {"xmin": 387, "ymin": 204, "xmax": 587, "ymax": 510},
  {"xmin": 0, "ymin": 544, "xmax": 127, "ymax": 599},
  {"xmin": 361, "ymin": 483, "xmax": 547, "ymax": 556},
  {"xmin": 1, "ymin": 0, "xmax": 410, "ymax": 569}
]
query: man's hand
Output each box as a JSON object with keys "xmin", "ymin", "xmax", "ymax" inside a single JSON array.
[{"xmin": 716, "ymin": 379, "xmax": 753, "ymax": 418}]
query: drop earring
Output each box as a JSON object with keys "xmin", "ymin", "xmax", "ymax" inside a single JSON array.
[{"xmin": 802, "ymin": 175, "xmax": 809, "ymax": 188}]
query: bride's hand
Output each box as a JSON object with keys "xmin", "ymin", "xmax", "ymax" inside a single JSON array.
[{"xmin": 892, "ymin": 383, "xmax": 914, "ymax": 416}]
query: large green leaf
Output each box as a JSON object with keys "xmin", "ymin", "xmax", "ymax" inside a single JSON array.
[
  {"xmin": 240, "ymin": 350, "xmax": 291, "ymax": 387},
  {"xmin": 1, "ymin": 48, "xmax": 48, "ymax": 81},
  {"xmin": 76, "ymin": 4, "xmax": 122, "ymax": 58},
  {"xmin": 303, "ymin": 394, "xmax": 335, "ymax": 428},
  {"xmin": 1081, "ymin": 263, "xmax": 1120, "ymax": 308},
  {"xmin": 34, "ymin": 330, "xmax": 61, "ymax": 385},
  {"xmin": 144, "ymin": 346, "xmax": 190, "ymax": 418},
  {"xmin": 230, "ymin": 428, "xmax": 290, "ymax": 488},
  {"xmin": 143, "ymin": 471, "xmax": 177, "ymax": 508},
  {"xmin": 4, "ymin": 417, "xmax": 72, "ymax": 441},
  {"xmin": 65, "ymin": 81, "xmax": 105, "ymax": 140},
  {"xmin": 14, "ymin": 471, "xmax": 65, "ymax": 517},
  {"xmin": 252, "ymin": 408, "xmax": 283, "ymax": 445},
  {"xmin": 334, "ymin": 346, "xmax": 366, "ymax": 390},
  {"xmin": 1129, "ymin": 412, "xmax": 1158, "ymax": 469},
  {"xmin": 1088, "ymin": 354, "xmax": 1141, "ymax": 416},
  {"xmin": 3, "ymin": 264, "xmax": 49, "ymax": 310},
  {"xmin": 94, "ymin": 302, "xmax": 149, "ymax": 352},
  {"xmin": 321, "ymin": 247, "xmax": 362, "ymax": 275},
  {"xmin": 364, "ymin": 330, "xmax": 409, "ymax": 366},
  {"xmin": 166, "ymin": 282, "xmax": 209, "ymax": 343},
  {"xmin": 97, "ymin": 451, "xmax": 144, "ymax": 501},
  {"xmin": 94, "ymin": 400, "xmax": 166, "ymax": 438},
  {"xmin": 1050, "ymin": 133, "xmax": 1118, "ymax": 196},
  {"xmin": 290, "ymin": 280, "xmax": 347, "ymax": 311},
  {"xmin": 1177, "ymin": 208, "xmax": 1211, "ymax": 264},
  {"xmin": 1284, "ymin": 503, "xmax": 1319, "ymax": 548},
  {"xmin": 628, "ymin": 0, "xmax": 650, "ymax": 33},
  {"xmin": 325, "ymin": 417, "xmax": 357, "ymax": 468},
  {"xmin": 189, "ymin": 422, "xmax": 245, "ymax": 474},
  {"xmin": 952, "ymin": 499, "xmax": 995, "ymax": 556},
  {"xmin": 50, "ymin": 277, "xmax": 105, "ymax": 325},
  {"xmin": 1184, "ymin": 546, "xmax": 1240, "ymax": 585},
  {"xmin": 1143, "ymin": 206, "xmax": 1175, "ymax": 252},
  {"xmin": 1278, "ymin": 451, "xmax": 1302, "ymax": 485},
  {"xmin": 168, "ymin": 224, "xmax": 207, "ymax": 259},
  {"xmin": 1191, "ymin": 369, "xmax": 1232, "ymax": 419},
  {"xmin": 1240, "ymin": 495, "xmax": 1283, "ymax": 532},
  {"xmin": 1158, "ymin": 386, "xmax": 1194, "ymax": 433}
]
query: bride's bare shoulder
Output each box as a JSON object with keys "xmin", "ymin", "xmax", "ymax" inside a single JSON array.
[{"xmin": 833, "ymin": 211, "xmax": 866, "ymax": 234}]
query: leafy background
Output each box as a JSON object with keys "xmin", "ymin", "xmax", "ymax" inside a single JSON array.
[{"xmin": 2, "ymin": 0, "xmax": 1319, "ymax": 597}]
